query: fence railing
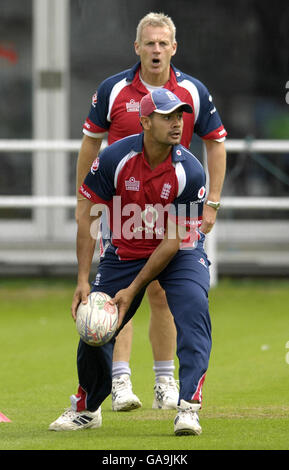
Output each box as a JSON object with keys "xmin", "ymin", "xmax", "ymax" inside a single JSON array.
[{"xmin": 0, "ymin": 138, "xmax": 289, "ymax": 153}]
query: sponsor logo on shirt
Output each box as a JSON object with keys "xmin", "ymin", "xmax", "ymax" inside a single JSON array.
[
  {"xmin": 91, "ymin": 157, "xmax": 100, "ymax": 174},
  {"xmin": 141, "ymin": 206, "xmax": 159, "ymax": 229},
  {"xmin": 126, "ymin": 99, "xmax": 140, "ymax": 112},
  {"xmin": 198, "ymin": 186, "xmax": 206, "ymax": 200},
  {"xmin": 92, "ymin": 92, "xmax": 98, "ymax": 107},
  {"xmin": 198, "ymin": 257, "xmax": 208, "ymax": 268},
  {"xmin": 125, "ymin": 176, "xmax": 140, "ymax": 191}
]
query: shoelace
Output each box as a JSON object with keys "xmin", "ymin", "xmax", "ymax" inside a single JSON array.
[
  {"xmin": 112, "ymin": 378, "xmax": 132, "ymax": 393},
  {"xmin": 177, "ymin": 404, "xmax": 200, "ymax": 419},
  {"xmin": 167, "ymin": 378, "xmax": 179, "ymax": 391},
  {"xmin": 177, "ymin": 408, "xmax": 199, "ymax": 424},
  {"xmin": 159, "ymin": 379, "xmax": 179, "ymax": 396},
  {"xmin": 156, "ymin": 378, "xmax": 179, "ymax": 389},
  {"xmin": 61, "ymin": 408, "xmax": 78, "ymax": 419}
]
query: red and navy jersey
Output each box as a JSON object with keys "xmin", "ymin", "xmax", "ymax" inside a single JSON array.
[
  {"xmin": 79, "ymin": 133, "xmax": 206, "ymax": 260},
  {"xmin": 83, "ymin": 62, "xmax": 227, "ymax": 147}
]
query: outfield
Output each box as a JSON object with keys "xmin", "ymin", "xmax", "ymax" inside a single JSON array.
[{"xmin": 0, "ymin": 277, "xmax": 289, "ymax": 450}]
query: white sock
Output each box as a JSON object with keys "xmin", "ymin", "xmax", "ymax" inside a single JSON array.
[
  {"xmin": 112, "ymin": 361, "xmax": 131, "ymax": 379},
  {"xmin": 153, "ymin": 360, "xmax": 175, "ymax": 382}
]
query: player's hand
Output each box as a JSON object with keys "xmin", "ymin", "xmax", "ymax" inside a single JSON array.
[
  {"xmin": 109, "ymin": 287, "xmax": 135, "ymax": 329},
  {"xmin": 71, "ymin": 281, "xmax": 91, "ymax": 321},
  {"xmin": 199, "ymin": 204, "xmax": 217, "ymax": 234}
]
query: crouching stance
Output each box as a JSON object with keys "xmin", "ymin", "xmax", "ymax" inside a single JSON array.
[{"xmin": 49, "ymin": 89, "xmax": 212, "ymax": 436}]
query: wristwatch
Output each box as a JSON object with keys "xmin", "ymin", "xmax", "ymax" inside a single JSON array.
[{"xmin": 205, "ymin": 200, "xmax": 221, "ymax": 211}]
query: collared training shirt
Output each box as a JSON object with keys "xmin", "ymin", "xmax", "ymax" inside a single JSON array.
[
  {"xmin": 82, "ymin": 62, "xmax": 227, "ymax": 147},
  {"xmin": 79, "ymin": 133, "xmax": 206, "ymax": 260}
]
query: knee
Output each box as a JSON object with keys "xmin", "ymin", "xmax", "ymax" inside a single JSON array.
[
  {"xmin": 147, "ymin": 281, "xmax": 168, "ymax": 311},
  {"xmin": 147, "ymin": 281, "xmax": 165, "ymax": 298},
  {"xmin": 116, "ymin": 319, "xmax": 133, "ymax": 339},
  {"xmin": 169, "ymin": 283, "xmax": 210, "ymax": 331}
]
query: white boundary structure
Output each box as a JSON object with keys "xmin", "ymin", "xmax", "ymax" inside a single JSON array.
[{"xmin": 0, "ymin": 139, "xmax": 289, "ymax": 285}]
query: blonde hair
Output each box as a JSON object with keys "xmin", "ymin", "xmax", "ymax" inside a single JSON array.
[{"xmin": 135, "ymin": 12, "xmax": 176, "ymax": 44}]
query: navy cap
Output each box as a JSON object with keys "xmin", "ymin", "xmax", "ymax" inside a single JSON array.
[{"xmin": 140, "ymin": 89, "xmax": 193, "ymax": 117}]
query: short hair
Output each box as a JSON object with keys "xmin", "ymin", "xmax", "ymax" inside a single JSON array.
[{"xmin": 135, "ymin": 12, "xmax": 176, "ymax": 44}]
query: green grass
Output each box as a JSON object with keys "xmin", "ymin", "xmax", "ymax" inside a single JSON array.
[{"xmin": 0, "ymin": 277, "xmax": 289, "ymax": 450}]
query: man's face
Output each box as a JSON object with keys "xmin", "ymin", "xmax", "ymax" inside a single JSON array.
[
  {"xmin": 135, "ymin": 25, "xmax": 177, "ymax": 78},
  {"xmin": 144, "ymin": 110, "xmax": 184, "ymax": 146}
]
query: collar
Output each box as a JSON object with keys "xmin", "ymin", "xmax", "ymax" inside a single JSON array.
[
  {"xmin": 126, "ymin": 62, "xmax": 184, "ymax": 91},
  {"xmin": 132, "ymin": 133, "xmax": 187, "ymax": 162}
]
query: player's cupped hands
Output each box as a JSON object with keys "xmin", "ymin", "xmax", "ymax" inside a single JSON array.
[
  {"xmin": 109, "ymin": 287, "xmax": 135, "ymax": 329},
  {"xmin": 71, "ymin": 281, "xmax": 91, "ymax": 321}
]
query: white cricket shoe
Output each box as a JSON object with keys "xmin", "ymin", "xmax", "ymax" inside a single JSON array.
[
  {"xmin": 49, "ymin": 406, "xmax": 102, "ymax": 431},
  {"xmin": 174, "ymin": 399, "xmax": 202, "ymax": 436},
  {"xmin": 111, "ymin": 374, "xmax": 142, "ymax": 411},
  {"xmin": 152, "ymin": 376, "xmax": 179, "ymax": 410}
]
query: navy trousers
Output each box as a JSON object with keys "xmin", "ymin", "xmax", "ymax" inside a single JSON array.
[{"xmin": 76, "ymin": 236, "xmax": 212, "ymax": 411}]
